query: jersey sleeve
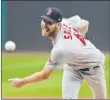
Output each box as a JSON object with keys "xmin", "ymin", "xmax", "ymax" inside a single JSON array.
[
  {"xmin": 68, "ymin": 15, "xmax": 81, "ymax": 30},
  {"xmin": 45, "ymin": 48, "xmax": 70, "ymax": 70}
]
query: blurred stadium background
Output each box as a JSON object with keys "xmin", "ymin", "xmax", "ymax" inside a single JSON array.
[{"xmin": 2, "ymin": 1, "xmax": 110, "ymax": 99}]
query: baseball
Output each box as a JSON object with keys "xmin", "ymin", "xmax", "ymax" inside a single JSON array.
[{"xmin": 5, "ymin": 41, "xmax": 16, "ymax": 52}]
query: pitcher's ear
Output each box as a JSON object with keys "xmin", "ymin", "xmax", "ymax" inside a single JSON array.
[{"xmin": 58, "ymin": 22, "xmax": 61, "ymax": 26}]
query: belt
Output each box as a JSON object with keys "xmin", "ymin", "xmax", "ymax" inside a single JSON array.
[{"xmin": 79, "ymin": 66, "xmax": 99, "ymax": 71}]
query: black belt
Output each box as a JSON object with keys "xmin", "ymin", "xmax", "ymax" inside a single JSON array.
[{"xmin": 79, "ymin": 66, "xmax": 99, "ymax": 71}]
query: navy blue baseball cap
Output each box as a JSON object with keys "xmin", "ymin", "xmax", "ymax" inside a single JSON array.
[{"xmin": 39, "ymin": 7, "xmax": 63, "ymax": 23}]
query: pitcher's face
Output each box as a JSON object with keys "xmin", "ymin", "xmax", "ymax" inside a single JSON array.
[{"xmin": 41, "ymin": 19, "xmax": 57, "ymax": 36}]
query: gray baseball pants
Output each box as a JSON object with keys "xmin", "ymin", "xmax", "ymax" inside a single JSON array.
[{"xmin": 62, "ymin": 63, "xmax": 106, "ymax": 99}]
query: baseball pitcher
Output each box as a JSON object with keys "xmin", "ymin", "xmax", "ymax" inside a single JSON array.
[{"xmin": 8, "ymin": 7, "xmax": 106, "ymax": 99}]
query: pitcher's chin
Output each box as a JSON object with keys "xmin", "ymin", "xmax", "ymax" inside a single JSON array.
[{"xmin": 41, "ymin": 32, "xmax": 49, "ymax": 37}]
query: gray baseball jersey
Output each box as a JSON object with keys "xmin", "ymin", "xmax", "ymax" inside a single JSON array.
[
  {"xmin": 45, "ymin": 16, "xmax": 106, "ymax": 99},
  {"xmin": 46, "ymin": 16, "xmax": 105, "ymax": 70}
]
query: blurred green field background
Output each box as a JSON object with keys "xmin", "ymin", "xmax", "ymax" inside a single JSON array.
[{"xmin": 2, "ymin": 52, "xmax": 110, "ymax": 98}]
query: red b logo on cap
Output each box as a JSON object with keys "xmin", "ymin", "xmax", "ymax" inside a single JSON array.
[{"xmin": 46, "ymin": 9, "xmax": 52, "ymax": 15}]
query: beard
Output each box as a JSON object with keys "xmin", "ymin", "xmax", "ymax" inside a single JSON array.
[
  {"xmin": 41, "ymin": 27, "xmax": 49, "ymax": 36},
  {"xmin": 42, "ymin": 29, "xmax": 55, "ymax": 38},
  {"xmin": 41, "ymin": 25, "xmax": 57, "ymax": 39}
]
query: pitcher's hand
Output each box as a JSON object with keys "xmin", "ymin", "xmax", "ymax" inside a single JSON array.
[{"xmin": 8, "ymin": 78, "xmax": 24, "ymax": 88}]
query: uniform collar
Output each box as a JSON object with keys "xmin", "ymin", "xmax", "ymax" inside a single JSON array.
[{"xmin": 51, "ymin": 30, "xmax": 61, "ymax": 46}]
